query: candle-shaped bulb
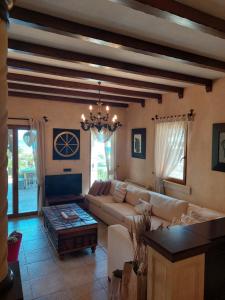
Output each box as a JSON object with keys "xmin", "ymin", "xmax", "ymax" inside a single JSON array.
[
  {"xmin": 81, "ymin": 114, "xmax": 85, "ymax": 121},
  {"xmin": 112, "ymin": 117, "xmax": 115, "ymax": 123},
  {"xmin": 106, "ymin": 106, "xmax": 110, "ymax": 112},
  {"xmin": 89, "ymin": 105, "xmax": 93, "ymax": 111},
  {"xmin": 114, "ymin": 114, "xmax": 118, "ymax": 120}
]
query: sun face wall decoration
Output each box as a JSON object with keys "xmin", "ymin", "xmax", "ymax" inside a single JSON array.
[{"xmin": 53, "ymin": 128, "xmax": 80, "ymax": 160}]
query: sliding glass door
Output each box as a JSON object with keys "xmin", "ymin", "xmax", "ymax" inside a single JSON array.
[
  {"xmin": 7, "ymin": 126, "xmax": 38, "ymax": 217},
  {"xmin": 7, "ymin": 129, "xmax": 13, "ymax": 215}
]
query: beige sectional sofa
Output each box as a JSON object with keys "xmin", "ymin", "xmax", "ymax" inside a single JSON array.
[
  {"xmin": 86, "ymin": 179, "xmax": 224, "ymax": 231},
  {"xmin": 85, "ymin": 179, "xmax": 225, "ymax": 278}
]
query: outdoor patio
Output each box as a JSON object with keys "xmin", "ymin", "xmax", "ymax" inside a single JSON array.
[{"xmin": 8, "ymin": 183, "xmax": 38, "ymax": 215}]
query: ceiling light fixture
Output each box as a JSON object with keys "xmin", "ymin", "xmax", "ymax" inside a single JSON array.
[{"xmin": 80, "ymin": 82, "xmax": 122, "ymax": 132}]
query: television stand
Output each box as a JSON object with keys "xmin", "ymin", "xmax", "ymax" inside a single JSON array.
[{"xmin": 45, "ymin": 194, "xmax": 86, "ymax": 209}]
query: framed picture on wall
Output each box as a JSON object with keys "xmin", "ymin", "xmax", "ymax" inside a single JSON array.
[
  {"xmin": 212, "ymin": 123, "xmax": 225, "ymax": 172},
  {"xmin": 131, "ymin": 128, "xmax": 146, "ymax": 159},
  {"xmin": 53, "ymin": 128, "xmax": 80, "ymax": 160}
]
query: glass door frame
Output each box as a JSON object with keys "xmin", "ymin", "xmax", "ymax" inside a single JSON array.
[{"xmin": 8, "ymin": 124, "xmax": 38, "ymax": 218}]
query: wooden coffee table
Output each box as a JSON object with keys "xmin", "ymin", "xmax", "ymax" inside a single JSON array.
[{"xmin": 42, "ymin": 204, "xmax": 98, "ymax": 258}]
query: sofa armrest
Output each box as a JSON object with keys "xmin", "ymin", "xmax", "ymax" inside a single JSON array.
[{"xmin": 108, "ymin": 224, "xmax": 134, "ymax": 279}]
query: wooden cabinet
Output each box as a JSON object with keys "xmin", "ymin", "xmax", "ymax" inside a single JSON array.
[{"xmin": 147, "ymin": 247, "xmax": 205, "ymax": 300}]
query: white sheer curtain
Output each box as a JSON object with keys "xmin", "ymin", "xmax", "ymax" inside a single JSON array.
[
  {"xmin": 91, "ymin": 129, "xmax": 116, "ymax": 183},
  {"xmin": 29, "ymin": 119, "xmax": 46, "ymax": 212},
  {"xmin": 91, "ymin": 127, "xmax": 113, "ymax": 143},
  {"xmin": 154, "ymin": 120, "xmax": 187, "ymax": 193}
]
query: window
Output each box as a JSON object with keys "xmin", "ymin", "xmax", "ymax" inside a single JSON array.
[
  {"xmin": 167, "ymin": 128, "xmax": 187, "ymax": 184},
  {"xmin": 90, "ymin": 132, "xmax": 115, "ymax": 185},
  {"xmin": 154, "ymin": 120, "xmax": 187, "ymax": 188}
]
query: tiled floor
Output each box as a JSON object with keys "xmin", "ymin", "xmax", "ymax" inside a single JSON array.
[{"xmin": 8, "ymin": 216, "xmax": 109, "ymax": 300}]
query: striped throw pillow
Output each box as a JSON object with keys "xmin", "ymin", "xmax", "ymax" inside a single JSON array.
[{"xmin": 113, "ymin": 185, "xmax": 127, "ymax": 203}]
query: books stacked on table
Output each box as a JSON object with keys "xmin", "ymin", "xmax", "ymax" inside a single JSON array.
[{"xmin": 61, "ymin": 210, "xmax": 79, "ymax": 220}]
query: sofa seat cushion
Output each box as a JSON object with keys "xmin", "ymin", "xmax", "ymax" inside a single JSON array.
[
  {"xmin": 86, "ymin": 194, "xmax": 115, "ymax": 208},
  {"xmin": 102, "ymin": 203, "xmax": 137, "ymax": 222},
  {"xmin": 150, "ymin": 192, "xmax": 188, "ymax": 222},
  {"xmin": 125, "ymin": 185, "xmax": 150, "ymax": 206},
  {"xmin": 125, "ymin": 215, "xmax": 170, "ymax": 230}
]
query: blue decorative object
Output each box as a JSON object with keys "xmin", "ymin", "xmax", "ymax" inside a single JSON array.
[
  {"xmin": 132, "ymin": 128, "xmax": 146, "ymax": 159},
  {"xmin": 53, "ymin": 128, "xmax": 80, "ymax": 160}
]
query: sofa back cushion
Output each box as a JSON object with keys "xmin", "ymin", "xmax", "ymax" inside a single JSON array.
[
  {"xmin": 150, "ymin": 192, "xmax": 188, "ymax": 222},
  {"xmin": 126, "ymin": 185, "xmax": 150, "ymax": 206},
  {"xmin": 113, "ymin": 185, "xmax": 127, "ymax": 203}
]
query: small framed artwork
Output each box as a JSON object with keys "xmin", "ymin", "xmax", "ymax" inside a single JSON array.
[
  {"xmin": 212, "ymin": 123, "xmax": 225, "ymax": 172},
  {"xmin": 131, "ymin": 128, "xmax": 146, "ymax": 159}
]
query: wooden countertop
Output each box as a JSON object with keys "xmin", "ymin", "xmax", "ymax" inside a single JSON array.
[{"xmin": 143, "ymin": 217, "xmax": 225, "ymax": 262}]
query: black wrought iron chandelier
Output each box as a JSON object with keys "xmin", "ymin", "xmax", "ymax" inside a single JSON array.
[{"xmin": 80, "ymin": 82, "xmax": 122, "ymax": 132}]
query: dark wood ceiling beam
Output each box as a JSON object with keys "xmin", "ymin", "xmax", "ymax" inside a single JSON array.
[
  {"xmin": 9, "ymin": 6, "xmax": 224, "ymax": 74},
  {"xmin": 8, "ymin": 82, "xmax": 145, "ymax": 105},
  {"xmin": 8, "ymin": 58, "xmax": 183, "ymax": 97},
  {"xmin": 8, "ymin": 90, "xmax": 129, "ymax": 108},
  {"xmin": 112, "ymin": 0, "xmax": 225, "ymax": 39},
  {"xmin": 8, "ymin": 73, "xmax": 161, "ymax": 99},
  {"xmin": 8, "ymin": 39, "xmax": 217, "ymax": 90}
]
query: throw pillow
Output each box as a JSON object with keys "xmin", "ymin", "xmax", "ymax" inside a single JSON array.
[
  {"xmin": 113, "ymin": 185, "xmax": 127, "ymax": 203},
  {"xmin": 98, "ymin": 181, "xmax": 107, "ymax": 195},
  {"xmin": 134, "ymin": 199, "xmax": 152, "ymax": 215},
  {"xmin": 88, "ymin": 180, "xmax": 102, "ymax": 196},
  {"xmin": 103, "ymin": 181, "xmax": 111, "ymax": 195},
  {"xmin": 188, "ymin": 209, "xmax": 223, "ymax": 222},
  {"xmin": 171, "ymin": 214, "xmax": 200, "ymax": 226}
]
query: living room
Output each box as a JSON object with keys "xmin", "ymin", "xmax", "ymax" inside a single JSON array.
[{"xmin": 1, "ymin": 1, "xmax": 225, "ymax": 300}]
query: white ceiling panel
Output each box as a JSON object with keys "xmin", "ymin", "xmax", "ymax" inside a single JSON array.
[
  {"xmin": 8, "ymin": 51, "xmax": 193, "ymax": 87},
  {"xmin": 14, "ymin": 0, "xmax": 225, "ymax": 60},
  {"xmin": 8, "ymin": 23, "xmax": 225, "ymax": 81},
  {"xmin": 8, "ymin": 68, "xmax": 166, "ymax": 94}
]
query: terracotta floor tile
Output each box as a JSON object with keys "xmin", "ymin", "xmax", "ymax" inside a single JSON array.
[
  {"xmin": 35, "ymin": 290, "xmax": 72, "ymax": 300},
  {"xmin": 62, "ymin": 264, "xmax": 97, "ymax": 288},
  {"xmin": 68, "ymin": 279, "xmax": 103, "ymax": 299},
  {"xmin": 79, "ymin": 287, "xmax": 108, "ymax": 300},
  {"xmin": 23, "ymin": 238, "xmax": 50, "ymax": 254},
  {"xmin": 31, "ymin": 273, "xmax": 65, "ymax": 299},
  {"xmin": 20, "ymin": 264, "xmax": 30, "ymax": 282},
  {"xmin": 22, "ymin": 280, "xmax": 33, "ymax": 300},
  {"xmin": 27, "ymin": 258, "xmax": 59, "ymax": 280},
  {"xmin": 25, "ymin": 247, "xmax": 52, "ymax": 264}
]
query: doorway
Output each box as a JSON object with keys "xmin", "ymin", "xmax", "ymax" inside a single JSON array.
[
  {"xmin": 90, "ymin": 131, "xmax": 115, "ymax": 185},
  {"xmin": 7, "ymin": 126, "xmax": 38, "ymax": 217}
]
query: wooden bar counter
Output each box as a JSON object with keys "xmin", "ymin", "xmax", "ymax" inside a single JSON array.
[{"xmin": 143, "ymin": 217, "xmax": 225, "ymax": 300}]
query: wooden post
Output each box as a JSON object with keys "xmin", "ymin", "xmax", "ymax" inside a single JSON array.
[{"xmin": 0, "ymin": 19, "xmax": 9, "ymax": 286}]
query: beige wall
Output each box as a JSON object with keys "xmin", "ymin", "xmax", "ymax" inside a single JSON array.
[
  {"xmin": 8, "ymin": 77, "xmax": 225, "ymax": 212},
  {"xmin": 125, "ymin": 77, "xmax": 225, "ymax": 212},
  {"xmin": 8, "ymin": 97, "xmax": 127, "ymax": 194}
]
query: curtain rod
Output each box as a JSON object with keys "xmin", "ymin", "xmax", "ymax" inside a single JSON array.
[
  {"xmin": 8, "ymin": 116, "xmax": 48, "ymax": 122},
  {"xmin": 151, "ymin": 109, "xmax": 194, "ymax": 121}
]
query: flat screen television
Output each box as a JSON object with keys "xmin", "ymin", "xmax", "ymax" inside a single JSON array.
[{"xmin": 45, "ymin": 173, "xmax": 82, "ymax": 197}]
